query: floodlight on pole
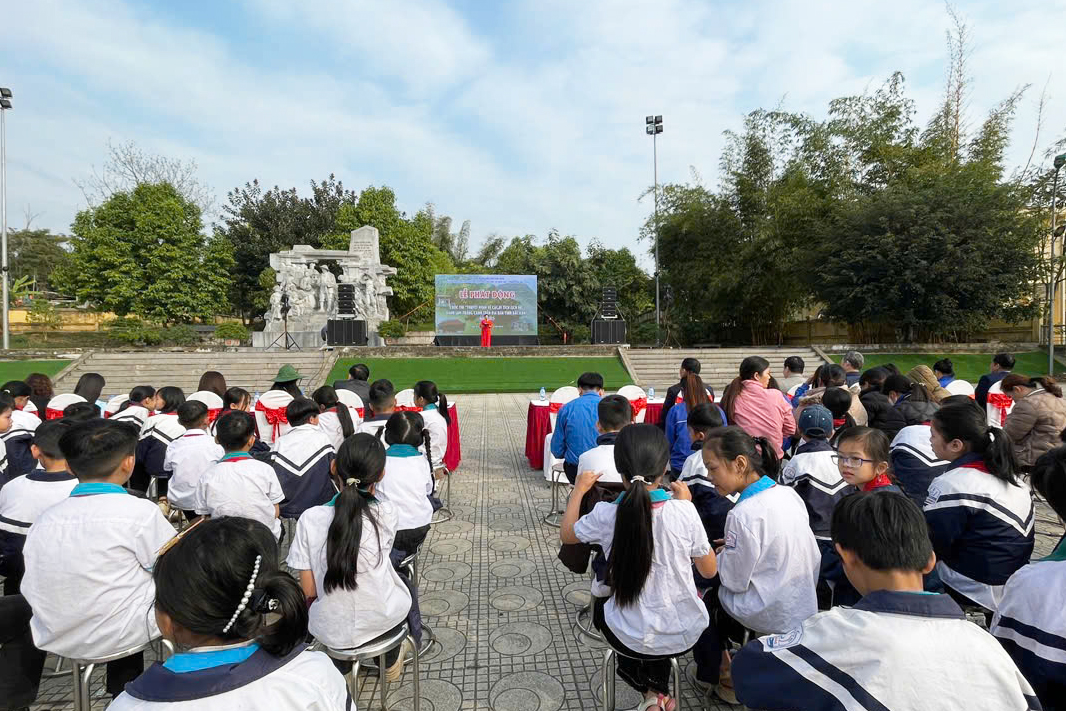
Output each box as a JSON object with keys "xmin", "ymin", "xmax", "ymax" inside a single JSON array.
[
  {"xmin": 645, "ymin": 114, "xmax": 663, "ymax": 344},
  {"xmin": 1049, "ymin": 153, "xmax": 1065, "ymax": 376},
  {"xmin": 0, "ymin": 86, "xmax": 10, "ymax": 351}
]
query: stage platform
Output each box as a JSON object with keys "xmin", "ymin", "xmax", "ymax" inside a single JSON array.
[{"xmin": 330, "ymin": 345, "xmax": 623, "ymax": 358}]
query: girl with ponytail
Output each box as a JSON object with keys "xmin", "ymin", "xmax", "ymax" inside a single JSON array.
[
  {"xmin": 926, "ymin": 400, "xmax": 1035, "ymax": 611},
  {"xmin": 375, "ymin": 411, "xmax": 435, "ymax": 560},
  {"xmin": 561, "ymin": 424, "xmax": 717, "ymax": 711},
  {"xmin": 413, "ymin": 380, "xmax": 450, "ymax": 471},
  {"xmin": 286, "ymin": 434, "xmax": 414, "ymax": 684},
  {"xmin": 698, "ymin": 426, "xmax": 821, "ymax": 702},
  {"xmin": 312, "ymin": 386, "xmax": 356, "ymax": 452},
  {"xmin": 110, "ymin": 517, "xmax": 349, "ymax": 710}
]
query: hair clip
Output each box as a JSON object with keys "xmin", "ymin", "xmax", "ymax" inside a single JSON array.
[
  {"xmin": 222, "ymin": 555, "xmax": 261, "ymax": 634},
  {"xmin": 631, "ymin": 475, "xmax": 648, "ymax": 484},
  {"xmin": 346, "ymin": 477, "xmax": 361, "ymax": 486},
  {"xmin": 155, "ymin": 516, "xmax": 206, "ymax": 558}
]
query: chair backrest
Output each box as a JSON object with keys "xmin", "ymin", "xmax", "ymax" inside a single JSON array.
[
  {"xmin": 986, "ymin": 380, "xmax": 1014, "ymax": 428},
  {"xmin": 945, "ymin": 379, "xmax": 976, "ymax": 398},
  {"xmin": 188, "ymin": 391, "xmax": 224, "ymax": 423},
  {"xmin": 104, "ymin": 394, "xmax": 128, "ymax": 417},
  {"xmin": 46, "ymin": 393, "xmax": 87, "ymax": 420},
  {"xmin": 334, "ymin": 389, "xmax": 365, "ymax": 423},
  {"xmin": 255, "ymin": 390, "xmax": 295, "ymax": 445},
  {"xmin": 616, "ymin": 385, "xmax": 648, "ymax": 423},
  {"xmin": 549, "ymin": 386, "xmax": 580, "ymax": 426},
  {"xmin": 396, "ymin": 388, "xmax": 416, "ymax": 407}
]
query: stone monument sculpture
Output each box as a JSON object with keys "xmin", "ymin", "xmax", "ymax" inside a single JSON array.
[{"xmin": 252, "ymin": 225, "xmax": 397, "ymax": 348}]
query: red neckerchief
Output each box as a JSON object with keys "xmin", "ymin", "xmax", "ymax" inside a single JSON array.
[
  {"xmin": 863, "ymin": 472, "xmax": 894, "ymax": 491},
  {"xmin": 957, "ymin": 461, "xmax": 990, "ymax": 473},
  {"xmin": 832, "ymin": 418, "xmax": 847, "ymax": 428}
]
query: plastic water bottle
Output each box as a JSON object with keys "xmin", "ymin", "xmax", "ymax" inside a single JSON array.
[
  {"xmin": 648, "ymin": 387, "xmax": 656, "ymax": 399},
  {"xmin": 252, "ymin": 391, "xmax": 260, "ymax": 407},
  {"xmin": 539, "ymin": 387, "xmax": 547, "ymax": 401}
]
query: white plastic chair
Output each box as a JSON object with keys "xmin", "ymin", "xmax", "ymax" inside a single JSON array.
[
  {"xmin": 548, "ymin": 386, "xmax": 580, "ymax": 428},
  {"xmin": 396, "ymin": 388, "xmax": 416, "ymax": 408},
  {"xmin": 616, "ymin": 385, "xmax": 648, "ymax": 423},
  {"xmin": 543, "ymin": 386, "xmax": 580, "ymax": 482},
  {"xmin": 44, "ymin": 394, "xmax": 87, "ymax": 420},
  {"xmin": 254, "ymin": 390, "xmax": 294, "ymax": 445},
  {"xmin": 945, "ymin": 379, "xmax": 976, "ymax": 398},
  {"xmin": 335, "ymin": 389, "xmax": 365, "ymax": 425},
  {"xmin": 188, "ymin": 391, "xmax": 224, "ymax": 423},
  {"xmin": 104, "ymin": 394, "xmax": 128, "ymax": 418}
]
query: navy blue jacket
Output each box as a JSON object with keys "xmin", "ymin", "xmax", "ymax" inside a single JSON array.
[{"xmin": 976, "ymin": 370, "xmax": 1010, "ymax": 409}]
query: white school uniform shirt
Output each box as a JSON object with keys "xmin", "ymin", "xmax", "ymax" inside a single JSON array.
[
  {"xmin": 110, "ymin": 645, "xmax": 349, "ymax": 711},
  {"xmin": 21, "ymin": 483, "xmax": 176, "ymax": 659},
  {"xmin": 195, "ymin": 453, "xmax": 285, "ymax": 539},
  {"xmin": 0, "ymin": 437, "xmax": 7, "ymax": 478},
  {"xmin": 316, "ymin": 409, "xmax": 354, "ymax": 453},
  {"xmin": 356, "ymin": 414, "xmax": 390, "ymax": 439},
  {"xmin": 717, "ymin": 479, "xmax": 820, "ymax": 634},
  {"xmin": 112, "ymin": 404, "xmax": 151, "ymax": 429},
  {"xmin": 286, "ymin": 499, "xmax": 412, "ymax": 649},
  {"xmin": 165, "ymin": 429, "xmax": 224, "ymax": 510},
  {"xmin": 576, "ymin": 434, "xmax": 622, "ymax": 484},
  {"xmin": 0, "ymin": 470, "xmax": 78, "ymax": 538},
  {"xmin": 420, "ymin": 404, "xmax": 449, "ymax": 469},
  {"xmin": 574, "ymin": 494, "xmax": 711, "ymax": 654},
  {"xmin": 375, "ymin": 445, "xmax": 434, "ymax": 530},
  {"xmin": 678, "ymin": 450, "xmax": 740, "ymax": 501}
]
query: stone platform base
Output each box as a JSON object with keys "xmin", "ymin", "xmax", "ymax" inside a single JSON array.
[{"xmin": 252, "ymin": 330, "xmax": 385, "ymax": 349}]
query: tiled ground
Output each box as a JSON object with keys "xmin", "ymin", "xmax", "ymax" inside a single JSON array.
[{"xmin": 27, "ymin": 392, "xmax": 1066, "ymax": 710}]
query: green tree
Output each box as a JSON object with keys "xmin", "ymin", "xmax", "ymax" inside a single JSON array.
[
  {"xmin": 8, "ymin": 228, "xmax": 70, "ymax": 292},
  {"xmin": 584, "ymin": 241, "xmax": 652, "ymax": 320},
  {"xmin": 55, "ymin": 182, "xmax": 233, "ymax": 322}
]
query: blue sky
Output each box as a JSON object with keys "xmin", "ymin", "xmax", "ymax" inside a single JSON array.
[{"xmin": 2, "ymin": 0, "xmax": 1065, "ymax": 268}]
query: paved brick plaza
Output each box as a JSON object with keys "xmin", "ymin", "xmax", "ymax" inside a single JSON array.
[{"xmin": 28, "ymin": 392, "xmax": 1066, "ymax": 710}]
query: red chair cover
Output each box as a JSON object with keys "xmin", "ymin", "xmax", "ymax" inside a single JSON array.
[
  {"xmin": 255, "ymin": 400, "xmax": 289, "ymax": 440},
  {"xmin": 45, "ymin": 408, "xmax": 65, "ymax": 420},
  {"xmin": 988, "ymin": 393, "xmax": 1013, "ymax": 426},
  {"xmin": 549, "ymin": 402, "xmax": 564, "ymax": 414},
  {"xmin": 630, "ymin": 397, "xmax": 648, "ymax": 419}
]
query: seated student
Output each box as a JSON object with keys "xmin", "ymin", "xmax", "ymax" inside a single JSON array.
[
  {"xmin": 195, "ymin": 411, "xmax": 285, "ymax": 540},
  {"xmin": 0, "ymin": 420, "xmax": 78, "ymax": 595},
  {"xmin": 551, "ymin": 372, "xmax": 605, "ymax": 484},
  {"xmin": 934, "ymin": 358, "xmax": 956, "ymax": 388},
  {"xmin": 881, "ymin": 373, "xmax": 939, "ymax": 441},
  {"xmin": 858, "ymin": 367, "xmax": 893, "ymax": 436},
  {"xmin": 562, "ymin": 424, "xmax": 716, "ymax": 711},
  {"xmin": 165, "ymin": 401, "xmax": 224, "ymax": 519},
  {"xmin": 312, "ymin": 386, "xmax": 356, "ymax": 452},
  {"xmin": 697, "ymin": 427, "xmax": 820, "ymax": 702},
  {"xmin": 1, "ymin": 380, "xmax": 41, "ymax": 480},
  {"xmin": 270, "ymin": 397, "xmax": 337, "ymax": 521},
  {"xmin": 414, "ymin": 380, "xmax": 450, "ymax": 470},
  {"xmin": 221, "ymin": 387, "xmax": 271, "ymax": 457},
  {"xmin": 780, "ymin": 406, "xmax": 853, "ymax": 553},
  {"xmin": 131, "ymin": 386, "xmax": 186, "ymax": 496},
  {"xmin": 0, "ymin": 394, "xmax": 14, "ymax": 487},
  {"xmin": 992, "ymin": 446, "xmax": 1066, "ymax": 709},
  {"xmin": 576, "ymin": 395, "xmax": 630, "ymax": 485},
  {"xmin": 287, "ymin": 434, "xmax": 414, "ymax": 684},
  {"xmin": 333, "ymin": 362, "xmax": 371, "ymax": 403},
  {"xmin": 62, "ymin": 401, "xmax": 101, "ymax": 421},
  {"xmin": 357, "ymin": 379, "xmax": 396, "ymax": 438},
  {"xmin": 255, "ymin": 367, "xmax": 303, "ymax": 446},
  {"xmin": 889, "ymin": 395, "xmax": 963, "ymax": 508},
  {"xmin": 733, "ymin": 491, "xmax": 1040, "ymax": 711},
  {"xmin": 678, "ymin": 403, "xmax": 735, "ymax": 544},
  {"xmin": 111, "ymin": 385, "xmax": 160, "ymax": 429},
  {"xmin": 665, "ymin": 374, "xmax": 712, "ymax": 479},
  {"xmin": 821, "ymin": 387, "xmax": 856, "ymax": 446},
  {"xmin": 109, "ymin": 517, "xmax": 349, "ymax": 711},
  {"xmin": 21, "ymin": 419, "xmax": 176, "ymax": 699},
  {"xmin": 73, "ymin": 372, "xmax": 107, "ymax": 417},
  {"xmin": 375, "ymin": 411, "xmax": 435, "ymax": 560},
  {"xmin": 925, "ymin": 400, "xmax": 1035, "ymax": 612}
]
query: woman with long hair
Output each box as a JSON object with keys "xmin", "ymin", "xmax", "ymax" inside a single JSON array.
[
  {"xmin": 926, "ymin": 401, "xmax": 1035, "ymax": 611},
  {"xmin": 312, "ymin": 386, "xmax": 356, "ymax": 452},
  {"xmin": 197, "ymin": 371, "xmax": 228, "ymax": 399},
  {"xmin": 664, "ymin": 373, "xmax": 713, "ymax": 479},
  {"xmin": 719, "ymin": 357, "xmax": 796, "ymax": 459},
  {"xmin": 1000, "ymin": 374, "xmax": 1066, "ymax": 470},
  {"xmin": 73, "ymin": 372, "xmax": 107, "ymax": 416},
  {"xmin": 561, "ymin": 424, "xmax": 716, "ymax": 711},
  {"xmin": 24, "ymin": 373, "xmax": 53, "ymax": 414}
]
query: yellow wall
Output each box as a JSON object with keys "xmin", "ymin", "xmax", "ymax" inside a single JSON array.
[{"xmin": 9, "ymin": 309, "xmax": 243, "ymax": 332}]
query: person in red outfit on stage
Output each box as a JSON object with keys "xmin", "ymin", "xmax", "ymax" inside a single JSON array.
[{"xmin": 480, "ymin": 314, "xmax": 494, "ymax": 348}]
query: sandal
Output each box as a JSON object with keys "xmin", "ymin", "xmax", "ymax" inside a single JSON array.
[{"xmin": 657, "ymin": 693, "xmax": 676, "ymax": 711}]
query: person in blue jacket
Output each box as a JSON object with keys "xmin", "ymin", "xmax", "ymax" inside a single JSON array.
[
  {"xmin": 550, "ymin": 373, "xmax": 604, "ymax": 484},
  {"xmin": 665, "ymin": 374, "xmax": 721, "ymax": 480}
]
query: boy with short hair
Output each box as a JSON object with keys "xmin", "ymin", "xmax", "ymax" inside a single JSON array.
[
  {"xmin": 195, "ymin": 410, "xmax": 285, "ymax": 539},
  {"xmin": 733, "ymin": 491, "xmax": 1039, "ymax": 710},
  {"xmin": 270, "ymin": 397, "xmax": 336, "ymax": 520},
  {"xmin": 550, "ymin": 372, "xmax": 604, "ymax": 484},
  {"xmin": 0, "ymin": 420, "xmax": 78, "ymax": 595},
  {"xmin": 992, "ymin": 446, "xmax": 1066, "ymax": 709},
  {"xmin": 21, "ymin": 419, "xmax": 176, "ymax": 698},
  {"xmin": 576, "ymin": 395, "xmax": 631, "ymax": 485},
  {"xmin": 358, "ymin": 379, "xmax": 396, "ymax": 438},
  {"xmin": 164, "ymin": 401, "xmax": 224, "ymax": 518}
]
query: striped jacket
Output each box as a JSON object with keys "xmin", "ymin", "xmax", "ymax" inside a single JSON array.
[{"xmin": 269, "ymin": 424, "xmax": 336, "ymax": 519}]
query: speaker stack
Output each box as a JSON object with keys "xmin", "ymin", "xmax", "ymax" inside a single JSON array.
[
  {"xmin": 329, "ymin": 283, "xmax": 368, "ymax": 345},
  {"xmin": 337, "ymin": 283, "xmax": 357, "ymax": 317},
  {"xmin": 592, "ymin": 286, "xmax": 627, "ymax": 344}
]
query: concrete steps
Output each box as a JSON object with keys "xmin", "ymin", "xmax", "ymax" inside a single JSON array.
[
  {"xmin": 53, "ymin": 350, "xmax": 338, "ymax": 401},
  {"xmin": 624, "ymin": 347, "xmax": 828, "ymax": 392}
]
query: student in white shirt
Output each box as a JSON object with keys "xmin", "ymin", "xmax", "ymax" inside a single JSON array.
[
  {"xmin": 1, "ymin": 380, "xmax": 41, "ymax": 480},
  {"xmin": 110, "ymin": 516, "xmax": 349, "ymax": 711},
  {"xmin": 21, "ymin": 419, "xmax": 175, "ymax": 699},
  {"xmin": 165, "ymin": 401, "xmax": 224, "ymax": 518},
  {"xmin": 111, "ymin": 385, "xmax": 161, "ymax": 429},
  {"xmin": 413, "ymin": 380, "xmax": 450, "ymax": 469},
  {"xmin": 375, "ymin": 411, "xmax": 435, "ymax": 561},
  {"xmin": 356, "ymin": 379, "xmax": 395, "ymax": 438},
  {"xmin": 0, "ymin": 420, "xmax": 78, "ymax": 595},
  {"xmin": 196, "ymin": 411, "xmax": 285, "ymax": 539},
  {"xmin": 733, "ymin": 491, "xmax": 1040, "ymax": 711},
  {"xmin": 677, "ymin": 403, "xmax": 735, "ymax": 544},
  {"xmin": 287, "ymin": 434, "xmax": 414, "ymax": 684},
  {"xmin": 699, "ymin": 426, "xmax": 821, "ymax": 704},
  {"xmin": 576, "ymin": 395, "xmax": 629, "ymax": 485},
  {"xmin": 992, "ymin": 446, "xmax": 1066, "ymax": 709},
  {"xmin": 270, "ymin": 398, "xmax": 337, "ymax": 521},
  {"xmin": 312, "ymin": 385, "xmax": 356, "ymax": 452},
  {"xmin": 132, "ymin": 386, "xmax": 186, "ymax": 498},
  {"xmin": 562, "ymin": 424, "xmax": 717, "ymax": 711}
]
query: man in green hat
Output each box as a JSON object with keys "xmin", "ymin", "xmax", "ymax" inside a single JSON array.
[{"xmin": 273, "ymin": 365, "xmax": 304, "ymax": 390}]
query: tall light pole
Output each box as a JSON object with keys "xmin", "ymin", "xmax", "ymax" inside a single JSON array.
[
  {"xmin": 646, "ymin": 115, "xmax": 663, "ymax": 345},
  {"xmin": 1049, "ymin": 152, "xmax": 1066, "ymax": 376},
  {"xmin": 0, "ymin": 87, "xmax": 11, "ymax": 352}
]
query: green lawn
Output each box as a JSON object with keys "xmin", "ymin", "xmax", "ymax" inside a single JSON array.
[
  {"xmin": 0, "ymin": 360, "xmax": 72, "ymax": 383},
  {"xmin": 327, "ymin": 357, "xmax": 632, "ymax": 394},
  {"xmin": 835, "ymin": 351, "xmax": 1066, "ymax": 383}
]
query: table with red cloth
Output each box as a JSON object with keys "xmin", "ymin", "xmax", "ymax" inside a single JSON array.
[
  {"xmin": 525, "ymin": 397, "xmax": 666, "ymax": 469},
  {"xmin": 396, "ymin": 403, "xmax": 462, "ymax": 471}
]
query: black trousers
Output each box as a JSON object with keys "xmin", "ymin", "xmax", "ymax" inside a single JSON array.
[
  {"xmin": 106, "ymin": 652, "xmax": 145, "ymax": 697},
  {"xmin": 564, "ymin": 462, "xmax": 578, "ymax": 485},
  {"xmin": 0, "ymin": 594, "xmax": 45, "ymax": 711},
  {"xmin": 593, "ymin": 597, "xmax": 686, "ymax": 696}
]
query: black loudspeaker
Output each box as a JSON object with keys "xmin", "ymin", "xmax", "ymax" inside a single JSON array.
[
  {"xmin": 327, "ymin": 319, "xmax": 368, "ymax": 346},
  {"xmin": 602, "ymin": 286, "xmax": 617, "ymax": 302},
  {"xmin": 601, "ymin": 303, "xmax": 618, "ymax": 319},
  {"xmin": 337, "ymin": 284, "xmax": 357, "ymax": 316},
  {"xmin": 592, "ymin": 319, "xmax": 626, "ymax": 344}
]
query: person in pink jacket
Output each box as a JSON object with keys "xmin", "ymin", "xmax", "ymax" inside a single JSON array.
[{"xmin": 720, "ymin": 356, "xmax": 797, "ymax": 459}]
